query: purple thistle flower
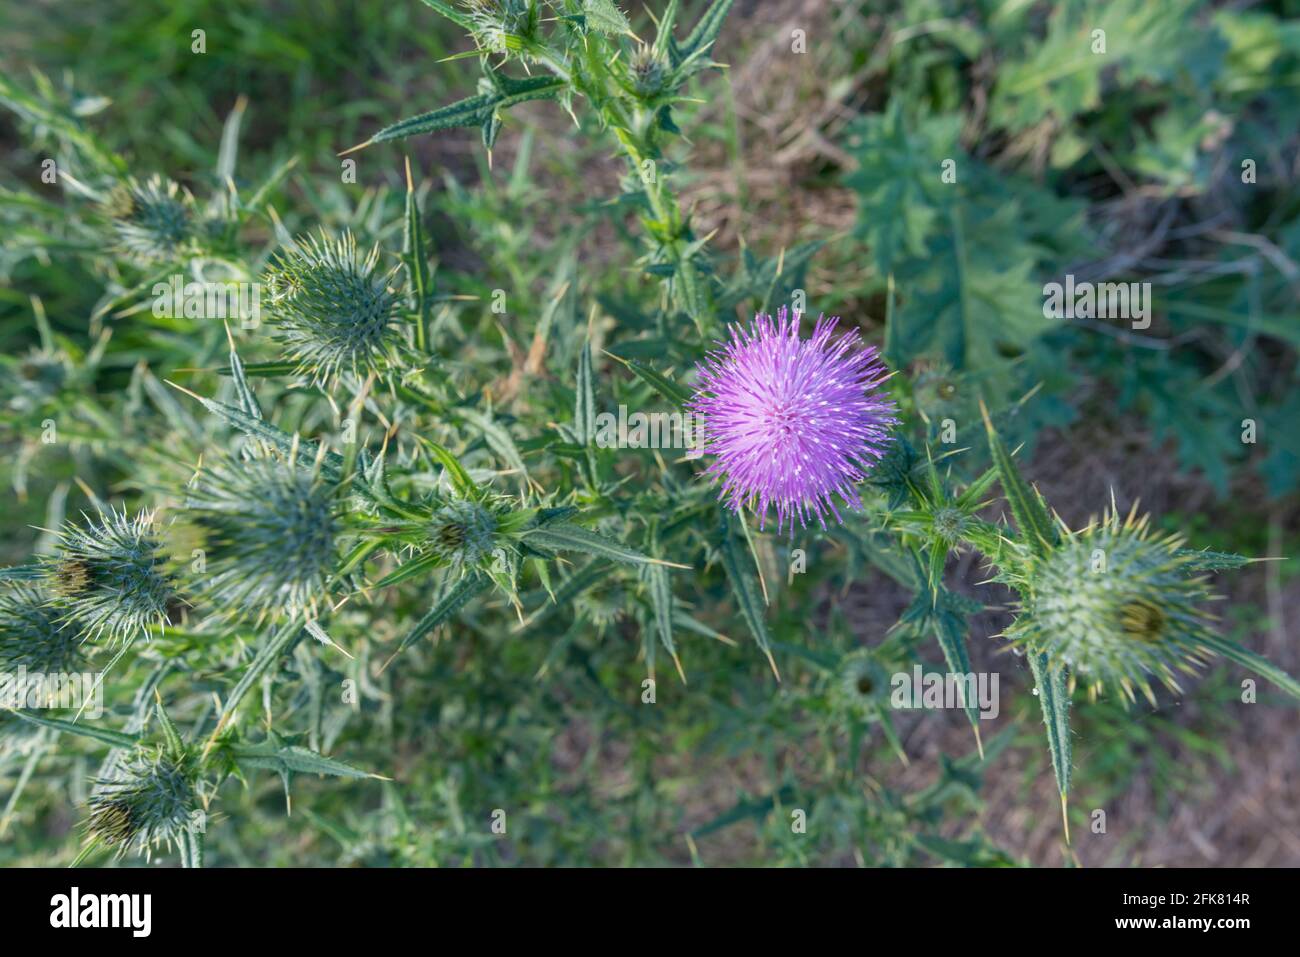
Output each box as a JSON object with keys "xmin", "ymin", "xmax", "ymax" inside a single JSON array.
[{"xmin": 689, "ymin": 307, "xmax": 898, "ymax": 532}]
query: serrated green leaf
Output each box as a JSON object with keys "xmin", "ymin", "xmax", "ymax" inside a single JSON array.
[
  {"xmin": 982, "ymin": 409, "xmax": 1058, "ymax": 557},
  {"xmin": 365, "ymin": 77, "xmax": 565, "ymax": 146},
  {"xmin": 391, "ymin": 573, "xmax": 490, "ymax": 658},
  {"xmin": 718, "ymin": 509, "xmax": 775, "ymax": 668},
  {"xmin": 584, "ymin": 0, "xmax": 631, "ymax": 36},
  {"xmin": 1027, "ymin": 650, "xmax": 1072, "ymax": 818},
  {"xmin": 7, "ymin": 711, "xmax": 140, "ymax": 750},
  {"xmin": 523, "ymin": 522, "xmax": 661, "ymax": 566}
]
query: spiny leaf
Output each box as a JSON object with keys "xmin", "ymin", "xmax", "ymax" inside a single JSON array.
[
  {"xmin": 584, "ymin": 0, "xmax": 631, "ymax": 36},
  {"xmin": 1027, "ymin": 650, "xmax": 1072, "ymax": 840},
  {"xmin": 1192, "ymin": 632, "xmax": 1300, "ymax": 702},
  {"xmin": 718, "ymin": 509, "xmax": 777, "ymax": 677},
  {"xmin": 677, "ymin": 0, "xmax": 733, "ymax": 63},
  {"xmin": 389, "ymin": 573, "xmax": 490, "ymax": 661},
  {"xmin": 358, "ymin": 76, "xmax": 566, "ymax": 148},
  {"xmin": 523, "ymin": 522, "xmax": 675, "ymax": 567},
  {"xmin": 981, "ymin": 402, "xmax": 1058, "ymax": 557},
  {"xmin": 6, "ymin": 711, "xmax": 140, "ymax": 750}
]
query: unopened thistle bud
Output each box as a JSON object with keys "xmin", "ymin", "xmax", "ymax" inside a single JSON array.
[
  {"xmin": 103, "ymin": 175, "xmax": 196, "ymax": 264},
  {"xmin": 0, "ymin": 584, "xmax": 85, "ymax": 673},
  {"xmin": 428, "ymin": 500, "xmax": 499, "ymax": 570},
  {"xmin": 1007, "ymin": 506, "xmax": 1218, "ymax": 703},
  {"xmin": 86, "ymin": 746, "xmax": 197, "ymax": 858},
  {"xmin": 575, "ymin": 579, "xmax": 625, "ymax": 630},
  {"xmin": 832, "ymin": 648, "xmax": 890, "ymax": 717},
  {"xmin": 185, "ymin": 455, "xmax": 341, "ymax": 621},
  {"xmin": 42, "ymin": 509, "xmax": 175, "ymax": 645},
  {"xmin": 264, "ymin": 230, "xmax": 403, "ymax": 384},
  {"xmin": 459, "ymin": 0, "xmax": 538, "ymax": 54},
  {"xmin": 629, "ymin": 45, "xmax": 669, "ymax": 97}
]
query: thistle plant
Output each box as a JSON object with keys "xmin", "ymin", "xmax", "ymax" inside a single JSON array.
[
  {"xmin": 40, "ymin": 508, "xmax": 175, "ymax": 645},
  {"xmin": 102, "ymin": 174, "xmax": 196, "ymax": 264},
  {"xmin": 86, "ymin": 745, "xmax": 198, "ymax": 860},
  {"xmin": 428, "ymin": 499, "xmax": 501, "ymax": 570},
  {"xmin": 4, "ymin": 0, "xmax": 1300, "ymax": 870}
]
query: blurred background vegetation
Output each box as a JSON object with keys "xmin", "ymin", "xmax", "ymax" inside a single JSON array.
[{"xmin": 1, "ymin": 0, "xmax": 1298, "ymax": 866}]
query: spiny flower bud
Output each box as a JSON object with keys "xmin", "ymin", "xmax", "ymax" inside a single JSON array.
[
  {"xmin": 86, "ymin": 747, "xmax": 197, "ymax": 859},
  {"xmin": 4, "ymin": 348, "xmax": 73, "ymax": 413},
  {"xmin": 459, "ymin": 0, "xmax": 538, "ymax": 54},
  {"xmin": 264, "ymin": 230, "xmax": 403, "ymax": 384},
  {"xmin": 103, "ymin": 175, "xmax": 196, "ymax": 263},
  {"xmin": 832, "ymin": 648, "xmax": 890, "ymax": 717},
  {"xmin": 575, "ymin": 579, "xmax": 625, "ymax": 630},
  {"xmin": 428, "ymin": 500, "xmax": 499, "ymax": 569},
  {"xmin": 629, "ymin": 45, "xmax": 669, "ymax": 97},
  {"xmin": 1007, "ymin": 506, "xmax": 1218, "ymax": 703},
  {"xmin": 42, "ymin": 509, "xmax": 175, "ymax": 645},
  {"xmin": 186, "ymin": 455, "xmax": 341, "ymax": 621},
  {"xmin": 0, "ymin": 584, "xmax": 85, "ymax": 673}
]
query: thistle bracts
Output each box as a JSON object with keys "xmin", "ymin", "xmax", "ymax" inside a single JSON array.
[
  {"xmin": 263, "ymin": 229, "xmax": 403, "ymax": 384},
  {"xmin": 184, "ymin": 453, "xmax": 342, "ymax": 623},
  {"xmin": 85, "ymin": 745, "xmax": 198, "ymax": 859},
  {"xmin": 1005, "ymin": 505, "xmax": 1218, "ymax": 705},
  {"xmin": 40, "ymin": 508, "xmax": 175, "ymax": 645}
]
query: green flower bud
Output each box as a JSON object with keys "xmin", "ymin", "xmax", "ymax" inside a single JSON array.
[
  {"xmin": 42, "ymin": 509, "xmax": 175, "ymax": 645},
  {"xmin": 264, "ymin": 230, "xmax": 403, "ymax": 384},
  {"xmin": 1007, "ymin": 508, "xmax": 1217, "ymax": 703},
  {"xmin": 0, "ymin": 584, "xmax": 85, "ymax": 673},
  {"xmin": 103, "ymin": 175, "xmax": 195, "ymax": 264},
  {"xmin": 186, "ymin": 455, "xmax": 341, "ymax": 622},
  {"xmin": 86, "ymin": 747, "xmax": 197, "ymax": 858},
  {"xmin": 629, "ymin": 45, "xmax": 669, "ymax": 97},
  {"xmin": 429, "ymin": 500, "xmax": 498, "ymax": 569},
  {"xmin": 459, "ymin": 0, "xmax": 538, "ymax": 54}
]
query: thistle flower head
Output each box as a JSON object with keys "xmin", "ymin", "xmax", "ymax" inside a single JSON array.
[
  {"xmin": 103, "ymin": 175, "xmax": 195, "ymax": 263},
  {"xmin": 186, "ymin": 454, "xmax": 341, "ymax": 622},
  {"xmin": 1006, "ymin": 506, "xmax": 1218, "ymax": 703},
  {"xmin": 264, "ymin": 230, "xmax": 403, "ymax": 384},
  {"xmin": 86, "ymin": 746, "xmax": 197, "ymax": 859},
  {"xmin": 42, "ymin": 508, "xmax": 175, "ymax": 645},
  {"xmin": 689, "ymin": 308, "xmax": 898, "ymax": 531},
  {"xmin": 428, "ymin": 499, "xmax": 499, "ymax": 569},
  {"xmin": 0, "ymin": 584, "xmax": 85, "ymax": 673}
]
